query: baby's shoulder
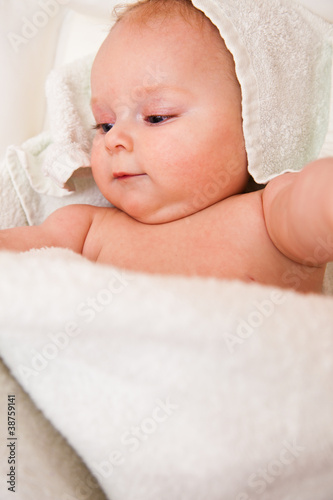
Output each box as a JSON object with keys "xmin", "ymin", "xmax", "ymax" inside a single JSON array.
[
  {"xmin": 187, "ymin": 189, "xmax": 272, "ymax": 268},
  {"xmin": 202, "ymin": 188, "xmax": 299, "ymax": 284},
  {"xmin": 207, "ymin": 188, "xmax": 266, "ymax": 231}
]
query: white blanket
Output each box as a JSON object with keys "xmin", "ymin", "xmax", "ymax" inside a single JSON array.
[{"xmin": 0, "ymin": 248, "xmax": 333, "ymax": 500}]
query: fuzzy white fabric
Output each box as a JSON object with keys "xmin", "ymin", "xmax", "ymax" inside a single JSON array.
[
  {"xmin": 0, "ymin": 56, "xmax": 111, "ymax": 228},
  {"xmin": 0, "ymin": 360, "xmax": 108, "ymax": 500},
  {"xmin": 41, "ymin": 54, "xmax": 95, "ymax": 190},
  {"xmin": 193, "ymin": 0, "xmax": 333, "ymax": 183},
  {"xmin": 0, "ymin": 247, "xmax": 333, "ymax": 500},
  {"xmin": 1, "ymin": 143, "xmax": 110, "ymax": 227}
]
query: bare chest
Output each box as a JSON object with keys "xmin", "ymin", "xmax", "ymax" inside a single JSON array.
[{"xmin": 90, "ymin": 195, "xmax": 324, "ymax": 293}]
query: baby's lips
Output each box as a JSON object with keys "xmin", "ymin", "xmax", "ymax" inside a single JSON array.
[{"xmin": 113, "ymin": 171, "xmax": 146, "ymax": 179}]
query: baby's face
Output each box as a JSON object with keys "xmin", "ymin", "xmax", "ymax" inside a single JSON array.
[{"xmin": 90, "ymin": 12, "xmax": 247, "ymax": 223}]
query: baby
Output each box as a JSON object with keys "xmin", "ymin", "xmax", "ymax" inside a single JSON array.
[{"xmin": 1, "ymin": 0, "xmax": 333, "ymax": 293}]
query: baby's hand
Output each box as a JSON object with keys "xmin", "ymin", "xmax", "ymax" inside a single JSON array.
[{"xmin": 262, "ymin": 158, "xmax": 333, "ymax": 267}]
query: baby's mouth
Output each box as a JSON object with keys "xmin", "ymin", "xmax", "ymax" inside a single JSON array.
[{"xmin": 113, "ymin": 172, "xmax": 145, "ymax": 180}]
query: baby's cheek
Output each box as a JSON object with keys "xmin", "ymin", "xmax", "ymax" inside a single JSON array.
[
  {"xmin": 90, "ymin": 138, "xmax": 102, "ymax": 168},
  {"xmin": 90, "ymin": 147, "xmax": 104, "ymax": 185}
]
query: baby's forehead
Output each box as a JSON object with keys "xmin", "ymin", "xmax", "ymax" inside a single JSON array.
[
  {"xmin": 112, "ymin": 0, "xmax": 226, "ymax": 50},
  {"xmin": 90, "ymin": 1, "xmax": 240, "ymax": 105},
  {"xmin": 107, "ymin": 2, "xmax": 237, "ymax": 80}
]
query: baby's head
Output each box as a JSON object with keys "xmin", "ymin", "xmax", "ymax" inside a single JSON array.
[{"xmin": 90, "ymin": 0, "xmax": 248, "ymax": 224}]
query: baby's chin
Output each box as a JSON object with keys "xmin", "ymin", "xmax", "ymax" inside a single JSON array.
[
  {"xmin": 125, "ymin": 210, "xmax": 185, "ymax": 225},
  {"xmin": 118, "ymin": 202, "xmax": 198, "ymax": 225}
]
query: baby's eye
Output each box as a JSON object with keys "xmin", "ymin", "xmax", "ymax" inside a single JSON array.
[
  {"xmin": 145, "ymin": 115, "xmax": 173, "ymax": 125},
  {"xmin": 93, "ymin": 123, "xmax": 114, "ymax": 133}
]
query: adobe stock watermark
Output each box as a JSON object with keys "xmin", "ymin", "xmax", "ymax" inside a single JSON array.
[
  {"xmin": 223, "ymin": 233, "xmax": 333, "ymax": 354},
  {"xmin": 223, "ymin": 289, "xmax": 286, "ymax": 354},
  {"xmin": 61, "ymin": 397, "xmax": 179, "ymax": 499},
  {"xmin": 92, "ymin": 397, "xmax": 179, "ymax": 478},
  {"xmin": 235, "ymin": 438, "xmax": 305, "ymax": 499},
  {"xmin": 16, "ymin": 268, "xmax": 134, "ymax": 381},
  {"xmin": 7, "ymin": 0, "xmax": 70, "ymax": 54}
]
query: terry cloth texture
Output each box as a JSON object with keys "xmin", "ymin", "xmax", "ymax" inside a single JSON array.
[
  {"xmin": 193, "ymin": 0, "xmax": 333, "ymax": 183},
  {"xmin": 0, "ymin": 247, "xmax": 333, "ymax": 500}
]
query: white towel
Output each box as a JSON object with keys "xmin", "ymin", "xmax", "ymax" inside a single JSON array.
[
  {"xmin": 0, "ymin": 56, "xmax": 111, "ymax": 227},
  {"xmin": 193, "ymin": 0, "xmax": 333, "ymax": 183},
  {"xmin": 0, "ymin": 247, "xmax": 333, "ymax": 500},
  {"xmin": 4, "ymin": 55, "xmax": 96, "ymax": 198},
  {"xmin": 42, "ymin": 54, "xmax": 95, "ymax": 189}
]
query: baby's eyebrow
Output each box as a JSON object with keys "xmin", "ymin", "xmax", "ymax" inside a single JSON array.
[
  {"xmin": 90, "ymin": 85, "xmax": 191, "ymax": 114},
  {"xmin": 91, "ymin": 84, "xmax": 188, "ymax": 105},
  {"xmin": 140, "ymin": 84, "xmax": 189, "ymax": 97},
  {"xmin": 90, "ymin": 99, "xmax": 104, "ymax": 112}
]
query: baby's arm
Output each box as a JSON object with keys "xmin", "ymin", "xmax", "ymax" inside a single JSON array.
[
  {"xmin": 262, "ymin": 158, "xmax": 333, "ymax": 267},
  {"xmin": 0, "ymin": 204, "xmax": 96, "ymax": 255}
]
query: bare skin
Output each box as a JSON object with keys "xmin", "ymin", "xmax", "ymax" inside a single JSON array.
[
  {"xmin": 1, "ymin": 160, "xmax": 331, "ymax": 293},
  {"xmin": 0, "ymin": 10, "xmax": 332, "ymax": 294}
]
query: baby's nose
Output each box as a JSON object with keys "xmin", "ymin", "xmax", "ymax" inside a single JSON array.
[{"xmin": 105, "ymin": 122, "xmax": 133, "ymax": 154}]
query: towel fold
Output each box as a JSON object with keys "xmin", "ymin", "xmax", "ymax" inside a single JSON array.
[
  {"xmin": 42, "ymin": 54, "xmax": 95, "ymax": 189},
  {"xmin": 2, "ymin": 132, "xmax": 110, "ymax": 227},
  {"xmin": 2, "ymin": 54, "xmax": 96, "ymax": 211},
  {"xmin": 0, "ymin": 247, "xmax": 333, "ymax": 500},
  {"xmin": 0, "ymin": 56, "xmax": 111, "ymax": 227},
  {"xmin": 193, "ymin": 0, "xmax": 333, "ymax": 183}
]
